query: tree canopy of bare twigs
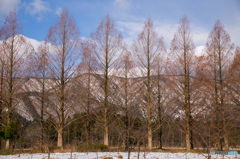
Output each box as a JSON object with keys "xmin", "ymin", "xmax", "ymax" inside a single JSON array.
[
  {"xmin": 91, "ymin": 15, "xmax": 123, "ymax": 146},
  {"xmin": 0, "ymin": 9, "xmax": 34, "ymax": 150},
  {"xmin": 133, "ymin": 17, "xmax": 165, "ymax": 150},
  {"xmin": 45, "ymin": 8, "xmax": 81, "ymax": 149},
  {"xmin": 205, "ymin": 20, "xmax": 234, "ymax": 150},
  {"xmin": 169, "ymin": 16, "xmax": 195, "ymax": 151}
]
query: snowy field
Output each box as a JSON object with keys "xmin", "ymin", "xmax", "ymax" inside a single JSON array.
[{"xmin": 0, "ymin": 152, "xmax": 239, "ymax": 159}]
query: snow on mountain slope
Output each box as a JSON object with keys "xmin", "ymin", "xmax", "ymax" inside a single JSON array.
[
  {"xmin": 195, "ymin": 45, "xmax": 205, "ymax": 56},
  {"xmin": 12, "ymin": 74, "xmax": 193, "ymax": 122},
  {"xmin": 24, "ymin": 35, "xmax": 43, "ymax": 51}
]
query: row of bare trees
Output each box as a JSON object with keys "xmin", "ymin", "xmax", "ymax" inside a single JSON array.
[{"xmin": 0, "ymin": 8, "xmax": 239, "ymax": 153}]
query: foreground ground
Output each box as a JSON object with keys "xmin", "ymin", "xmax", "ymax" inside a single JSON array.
[{"xmin": 0, "ymin": 152, "xmax": 239, "ymax": 159}]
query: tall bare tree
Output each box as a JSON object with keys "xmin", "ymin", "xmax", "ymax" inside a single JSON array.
[
  {"xmin": 228, "ymin": 47, "xmax": 240, "ymax": 146},
  {"xmin": 91, "ymin": 15, "xmax": 122, "ymax": 146},
  {"xmin": 169, "ymin": 16, "xmax": 195, "ymax": 151},
  {"xmin": 116, "ymin": 46, "xmax": 134, "ymax": 153},
  {"xmin": 34, "ymin": 42, "xmax": 49, "ymax": 151},
  {"xmin": 46, "ymin": 8, "xmax": 81, "ymax": 149},
  {"xmin": 0, "ymin": 10, "xmax": 33, "ymax": 150},
  {"xmin": 205, "ymin": 20, "xmax": 234, "ymax": 150},
  {"xmin": 153, "ymin": 37, "xmax": 166, "ymax": 149},
  {"xmin": 121, "ymin": 48, "xmax": 133, "ymax": 152},
  {"xmin": 78, "ymin": 40, "xmax": 98, "ymax": 145},
  {"xmin": 0, "ymin": 29, "xmax": 5, "ymax": 150},
  {"xmin": 133, "ymin": 18, "xmax": 164, "ymax": 150}
]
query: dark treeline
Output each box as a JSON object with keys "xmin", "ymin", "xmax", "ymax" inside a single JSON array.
[{"xmin": 0, "ymin": 8, "xmax": 239, "ymax": 154}]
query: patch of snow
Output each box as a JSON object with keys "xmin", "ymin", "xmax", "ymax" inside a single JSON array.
[{"xmin": 0, "ymin": 152, "xmax": 226, "ymax": 159}]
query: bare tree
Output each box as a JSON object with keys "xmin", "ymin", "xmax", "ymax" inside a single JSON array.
[
  {"xmin": 153, "ymin": 37, "xmax": 166, "ymax": 149},
  {"xmin": 169, "ymin": 16, "xmax": 195, "ymax": 151},
  {"xmin": 91, "ymin": 15, "xmax": 123, "ymax": 146},
  {"xmin": 115, "ymin": 46, "xmax": 135, "ymax": 153},
  {"xmin": 120, "ymin": 47, "xmax": 133, "ymax": 153},
  {"xmin": 205, "ymin": 20, "xmax": 234, "ymax": 150},
  {"xmin": 34, "ymin": 42, "xmax": 49, "ymax": 151},
  {"xmin": 133, "ymin": 17, "xmax": 163, "ymax": 150},
  {"xmin": 0, "ymin": 29, "xmax": 5, "ymax": 150},
  {"xmin": 228, "ymin": 47, "xmax": 240, "ymax": 147},
  {"xmin": 46, "ymin": 8, "xmax": 81, "ymax": 149},
  {"xmin": 0, "ymin": 10, "xmax": 33, "ymax": 150},
  {"xmin": 78, "ymin": 40, "xmax": 98, "ymax": 145}
]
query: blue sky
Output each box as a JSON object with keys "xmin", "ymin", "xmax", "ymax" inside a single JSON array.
[{"xmin": 0, "ymin": 0, "xmax": 239, "ymax": 48}]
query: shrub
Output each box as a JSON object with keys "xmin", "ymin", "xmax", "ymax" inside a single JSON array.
[
  {"xmin": 78, "ymin": 143, "xmax": 109, "ymax": 151},
  {"xmin": 5, "ymin": 120, "xmax": 21, "ymax": 141},
  {"xmin": 117, "ymin": 155, "xmax": 123, "ymax": 159},
  {"xmin": 0, "ymin": 128, "xmax": 5, "ymax": 140}
]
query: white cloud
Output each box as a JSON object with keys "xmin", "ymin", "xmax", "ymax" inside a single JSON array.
[
  {"xmin": 154, "ymin": 22, "xmax": 177, "ymax": 48},
  {"xmin": 191, "ymin": 26, "xmax": 209, "ymax": 47},
  {"xmin": 117, "ymin": 20, "xmax": 177, "ymax": 48},
  {"xmin": 114, "ymin": 0, "xmax": 131, "ymax": 10},
  {"xmin": 118, "ymin": 19, "xmax": 211, "ymax": 51},
  {"xmin": 155, "ymin": 22, "xmax": 209, "ymax": 48},
  {"xmin": 0, "ymin": 0, "xmax": 20, "ymax": 17},
  {"xmin": 25, "ymin": 0, "xmax": 50, "ymax": 21},
  {"xmin": 226, "ymin": 17, "xmax": 240, "ymax": 47},
  {"xmin": 55, "ymin": 7, "xmax": 62, "ymax": 16},
  {"xmin": 117, "ymin": 21, "xmax": 144, "ymax": 46}
]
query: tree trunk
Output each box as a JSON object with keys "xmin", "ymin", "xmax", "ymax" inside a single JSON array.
[
  {"xmin": 57, "ymin": 29, "xmax": 65, "ymax": 149},
  {"xmin": 183, "ymin": 31, "xmax": 193, "ymax": 151},
  {"xmin": 213, "ymin": 50, "xmax": 221, "ymax": 150},
  {"xmin": 5, "ymin": 139, "xmax": 9, "ymax": 150},
  {"xmin": 157, "ymin": 72, "xmax": 162, "ymax": 149},
  {"xmin": 58, "ymin": 86, "xmax": 64, "ymax": 149},
  {"xmin": 103, "ymin": 118, "xmax": 109, "ymax": 146},
  {"xmin": 218, "ymin": 48, "xmax": 229, "ymax": 151},
  {"xmin": 57, "ymin": 128, "xmax": 63, "ymax": 149},
  {"xmin": 158, "ymin": 113, "xmax": 162, "ymax": 149},
  {"xmin": 86, "ymin": 71, "xmax": 91, "ymax": 145},
  {"xmin": 103, "ymin": 26, "xmax": 109, "ymax": 146},
  {"xmin": 185, "ymin": 122, "xmax": 191, "ymax": 151},
  {"xmin": 0, "ymin": 62, "xmax": 4, "ymax": 150},
  {"xmin": 147, "ymin": 26, "xmax": 152, "ymax": 150},
  {"xmin": 185, "ymin": 78, "xmax": 191, "ymax": 152},
  {"xmin": 223, "ymin": 134, "xmax": 229, "ymax": 150},
  {"xmin": 124, "ymin": 112, "xmax": 129, "ymax": 150},
  {"xmin": 40, "ymin": 77, "xmax": 45, "ymax": 152},
  {"xmin": 148, "ymin": 124, "xmax": 152, "ymax": 150},
  {"xmin": 5, "ymin": 36, "xmax": 14, "ymax": 151},
  {"xmin": 104, "ymin": 74, "xmax": 109, "ymax": 146},
  {"xmin": 40, "ymin": 107, "xmax": 43, "ymax": 151},
  {"xmin": 190, "ymin": 116, "xmax": 194, "ymax": 149},
  {"xmin": 125, "ymin": 112, "xmax": 129, "ymax": 151},
  {"xmin": 124, "ymin": 67, "xmax": 129, "ymax": 151}
]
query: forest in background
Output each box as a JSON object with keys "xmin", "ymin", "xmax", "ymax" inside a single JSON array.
[{"xmin": 0, "ymin": 8, "xmax": 239, "ymax": 155}]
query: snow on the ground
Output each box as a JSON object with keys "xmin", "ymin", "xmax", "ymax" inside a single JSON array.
[{"xmin": 1, "ymin": 152, "xmax": 239, "ymax": 159}]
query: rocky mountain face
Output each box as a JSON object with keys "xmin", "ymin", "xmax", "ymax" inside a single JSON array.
[{"xmin": 11, "ymin": 74, "xmax": 171, "ymax": 123}]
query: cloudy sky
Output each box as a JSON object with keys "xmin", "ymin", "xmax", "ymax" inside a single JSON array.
[{"xmin": 0, "ymin": 0, "xmax": 239, "ymax": 49}]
